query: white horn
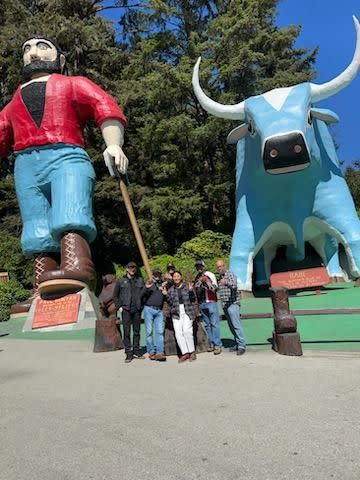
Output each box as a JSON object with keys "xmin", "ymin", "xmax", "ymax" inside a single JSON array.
[
  {"xmin": 192, "ymin": 57, "xmax": 245, "ymax": 120},
  {"xmin": 310, "ymin": 15, "xmax": 360, "ymax": 102}
]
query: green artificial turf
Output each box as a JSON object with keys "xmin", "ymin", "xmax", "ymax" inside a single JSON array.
[{"xmin": 1, "ymin": 282, "xmax": 360, "ymax": 351}]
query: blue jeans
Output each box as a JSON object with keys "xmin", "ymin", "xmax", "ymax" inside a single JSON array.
[
  {"xmin": 15, "ymin": 144, "xmax": 96, "ymax": 255},
  {"xmin": 200, "ymin": 302, "xmax": 222, "ymax": 348},
  {"xmin": 143, "ymin": 306, "xmax": 165, "ymax": 354},
  {"xmin": 223, "ymin": 303, "xmax": 246, "ymax": 350}
]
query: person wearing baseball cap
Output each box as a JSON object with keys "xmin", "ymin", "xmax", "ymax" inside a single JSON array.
[
  {"xmin": 194, "ymin": 259, "xmax": 222, "ymax": 355},
  {"xmin": 142, "ymin": 268, "xmax": 167, "ymax": 361},
  {"xmin": 194, "ymin": 259, "xmax": 205, "ymax": 268},
  {"xmin": 113, "ymin": 261, "xmax": 145, "ymax": 363},
  {"xmin": 163, "ymin": 262, "xmax": 176, "ymax": 289}
]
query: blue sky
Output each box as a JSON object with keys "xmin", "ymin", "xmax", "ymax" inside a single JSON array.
[
  {"xmin": 277, "ymin": 1, "xmax": 359, "ymax": 166},
  {"xmin": 102, "ymin": 1, "xmax": 359, "ymax": 166}
]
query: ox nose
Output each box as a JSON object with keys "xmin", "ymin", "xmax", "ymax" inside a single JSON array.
[{"xmin": 263, "ymin": 132, "xmax": 310, "ymax": 174}]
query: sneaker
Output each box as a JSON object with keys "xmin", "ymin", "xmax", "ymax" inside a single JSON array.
[
  {"xmin": 178, "ymin": 353, "xmax": 190, "ymax": 363},
  {"xmin": 149, "ymin": 352, "xmax": 156, "ymax": 360},
  {"xmin": 189, "ymin": 352, "xmax": 197, "ymax": 362},
  {"xmin": 155, "ymin": 353, "xmax": 167, "ymax": 362},
  {"xmin": 236, "ymin": 348, "xmax": 246, "ymax": 356},
  {"xmin": 125, "ymin": 354, "xmax": 133, "ymax": 363},
  {"xmin": 133, "ymin": 353, "xmax": 145, "ymax": 359},
  {"xmin": 213, "ymin": 347, "xmax": 222, "ymax": 355},
  {"xmin": 207, "ymin": 345, "xmax": 214, "ymax": 352}
]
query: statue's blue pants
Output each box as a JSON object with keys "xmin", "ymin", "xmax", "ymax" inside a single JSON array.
[{"xmin": 14, "ymin": 144, "xmax": 97, "ymax": 255}]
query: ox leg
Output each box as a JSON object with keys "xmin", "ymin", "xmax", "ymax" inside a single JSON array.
[
  {"xmin": 285, "ymin": 220, "xmax": 306, "ymax": 263},
  {"xmin": 310, "ymin": 235, "xmax": 344, "ymax": 281},
  {"xmin": 336, "ymin": 232, "xmax": 360, "ymax": 279},
  {"xmin": 286, "ymin": 245, "xmax": 305, "ymax": 263},
  {"xmin": 229, "ymin": 200, "xmax": 256, "ymax": 292},
  {"xmin": 314, "ymin": 178, "xmax": 360, "ymax": 277},
  {"xmin": 254, "ymin": 244, "xmax": 278, "ymax": 287},
  {"xmin": 316, "ymin": 216, "xmax": 360, "ymax": 278},
  {"xmin": 263, "ymin": 244, "xmax": 279, "ymax": 282},
  {"xmin": 254, "ymin": 250, "xmax": 267, "ymax": 286}
]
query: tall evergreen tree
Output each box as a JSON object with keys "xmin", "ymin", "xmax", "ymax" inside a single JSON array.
[
  {"xmin": 345, "ymin": 161, "xmax": 360, "ymax": 210},
  {"xmin": 0, "ymin": 0, "xmax": 318, "ymax": 282},
  {"xmin": 110, "ymin": 0, "xmax": 317, "ymax": 256}
]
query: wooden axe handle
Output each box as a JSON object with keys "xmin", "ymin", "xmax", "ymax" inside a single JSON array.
[{"xmin": 118, "ymin": 179, "xmax": 152, "ymax": 279}]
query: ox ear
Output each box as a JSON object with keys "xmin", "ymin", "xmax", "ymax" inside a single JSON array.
[
  {"xmin": 227, "ymin": 123, "xmax": 249, "ymax": 144},
  {"xmin": 310, "ymin": 108, "xmax": 339, "ymax": 124}
]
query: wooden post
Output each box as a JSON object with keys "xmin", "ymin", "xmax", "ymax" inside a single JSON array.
[
  {"xmin": 119, "ymin": 179, "xmax": 152, "ymax": 279},
  {"xmin": 270, "ymin": 287, "xmax": 303, "ymax": 356},
  {"xmin": 94, "ymin": 319, "xmax": 124, "ymax": 353}
]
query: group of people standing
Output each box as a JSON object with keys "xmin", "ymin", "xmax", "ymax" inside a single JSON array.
[{"xmin": 112, "ymin": 259, "xmax": 246, "ymax": 363}]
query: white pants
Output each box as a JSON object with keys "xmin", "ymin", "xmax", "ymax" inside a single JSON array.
[{"xmin": 173, "ymin": 304, "xmax": 195, "ymax": 355}]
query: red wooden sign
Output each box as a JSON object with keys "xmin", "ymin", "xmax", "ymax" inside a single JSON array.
[
  {"xmin": 32, "ymin": 294, "xmax": 81, "ymax": 329},
  {"xmin": 270, "ymin": 267, "xmax": 330, "ymax": 290}
]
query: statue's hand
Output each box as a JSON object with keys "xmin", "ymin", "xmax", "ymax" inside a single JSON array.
[{"xmin": 103, "ymin": 145, "xmax": 128, "ymax": 175}]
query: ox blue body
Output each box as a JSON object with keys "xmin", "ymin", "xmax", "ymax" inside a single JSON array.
[{"xmin": 228, "ymin": 83, "xmax": 360, "ymax": 289}]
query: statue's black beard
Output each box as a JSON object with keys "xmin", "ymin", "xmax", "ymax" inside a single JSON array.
[{"xmin": 22, "ymin": 57, "xmax": 62, "ymax": 80}]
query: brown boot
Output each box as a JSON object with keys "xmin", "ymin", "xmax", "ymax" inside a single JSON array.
[
  {"xmin": 39, "ymin": 232, "xmax": 95, "ymax": 285},
  {"xmin": 10, "ymin": 253, "xmax": 59, "ymax": 315}
]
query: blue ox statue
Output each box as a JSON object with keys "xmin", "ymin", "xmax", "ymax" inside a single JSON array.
[{"xmin": 193, "ymin": 16, "xmax": 360, "ymax": 291}]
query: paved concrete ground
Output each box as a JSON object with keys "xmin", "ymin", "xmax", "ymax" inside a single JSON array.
[{"xmin": 1, "ymin": 339, "xmax": 360, "ymax": 480}]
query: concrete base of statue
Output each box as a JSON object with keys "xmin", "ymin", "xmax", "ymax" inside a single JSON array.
[
  {"xmin": 38, "ymin": 279, "xmax": 88, "ymax": 295},
  {"xmin": 22, "ymin": 286, "xmax": 99, "ymax": 333}
]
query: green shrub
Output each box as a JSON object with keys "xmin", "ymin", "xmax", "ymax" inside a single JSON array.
[
  {"xmin": 177, "ymin": 230, "xmax": 232, "ymax": 259},
  {"xmin": 0, "ymin": 280, "xmax": 29, "ymax": 322},
  {"xmin": 0, "ymin": 234, "xmax": 33, "ymax": 287},
  {"xmin": 115, "ymin": 254, "xmax": 179, "ymax": 279},
  {"xmin": 114, "ymin": 230, "xmax": 232, "ymax": 280}
]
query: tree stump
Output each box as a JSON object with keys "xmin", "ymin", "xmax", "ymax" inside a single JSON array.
[
  {"xmin": 270, "ymin": 287, "xmax": 302, "ymax": 356},
  {"xmin": 193, "ymin": 317, "xmax": 210, "ymax": 352},
  {"xmin": 94, "ymin": 319, "xmax": 124, "ymax": 352},
  {"xmin": 164, "ymin": 315, "xmax": 181, "ymax": 356}
]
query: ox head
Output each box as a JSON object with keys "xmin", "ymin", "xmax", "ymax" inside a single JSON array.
[{"xmin": 192, "ymin": 16, "xmax": 360, "ymax": 175}]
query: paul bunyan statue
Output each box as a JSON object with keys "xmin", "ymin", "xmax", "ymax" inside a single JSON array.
[{"xmin": 0, "ymin": 36, "xmax": 128, "ymax": 314}]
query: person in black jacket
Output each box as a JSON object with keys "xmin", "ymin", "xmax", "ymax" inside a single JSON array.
[
  {"xmin": 142, "ymin": 268, "xmax": 167, "ymax": 361},
  {"xmin": 113, "ymin": 261, "xmax": 145, "ymax": 363}
]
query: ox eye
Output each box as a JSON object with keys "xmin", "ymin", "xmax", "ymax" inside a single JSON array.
[
  {"xmin": 307, "ymin": 112, "xmax": 313, "ymax": 126},
  {"xmin": 248, "ymin": 122, "xmax": 256, "ymax": 137}
]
